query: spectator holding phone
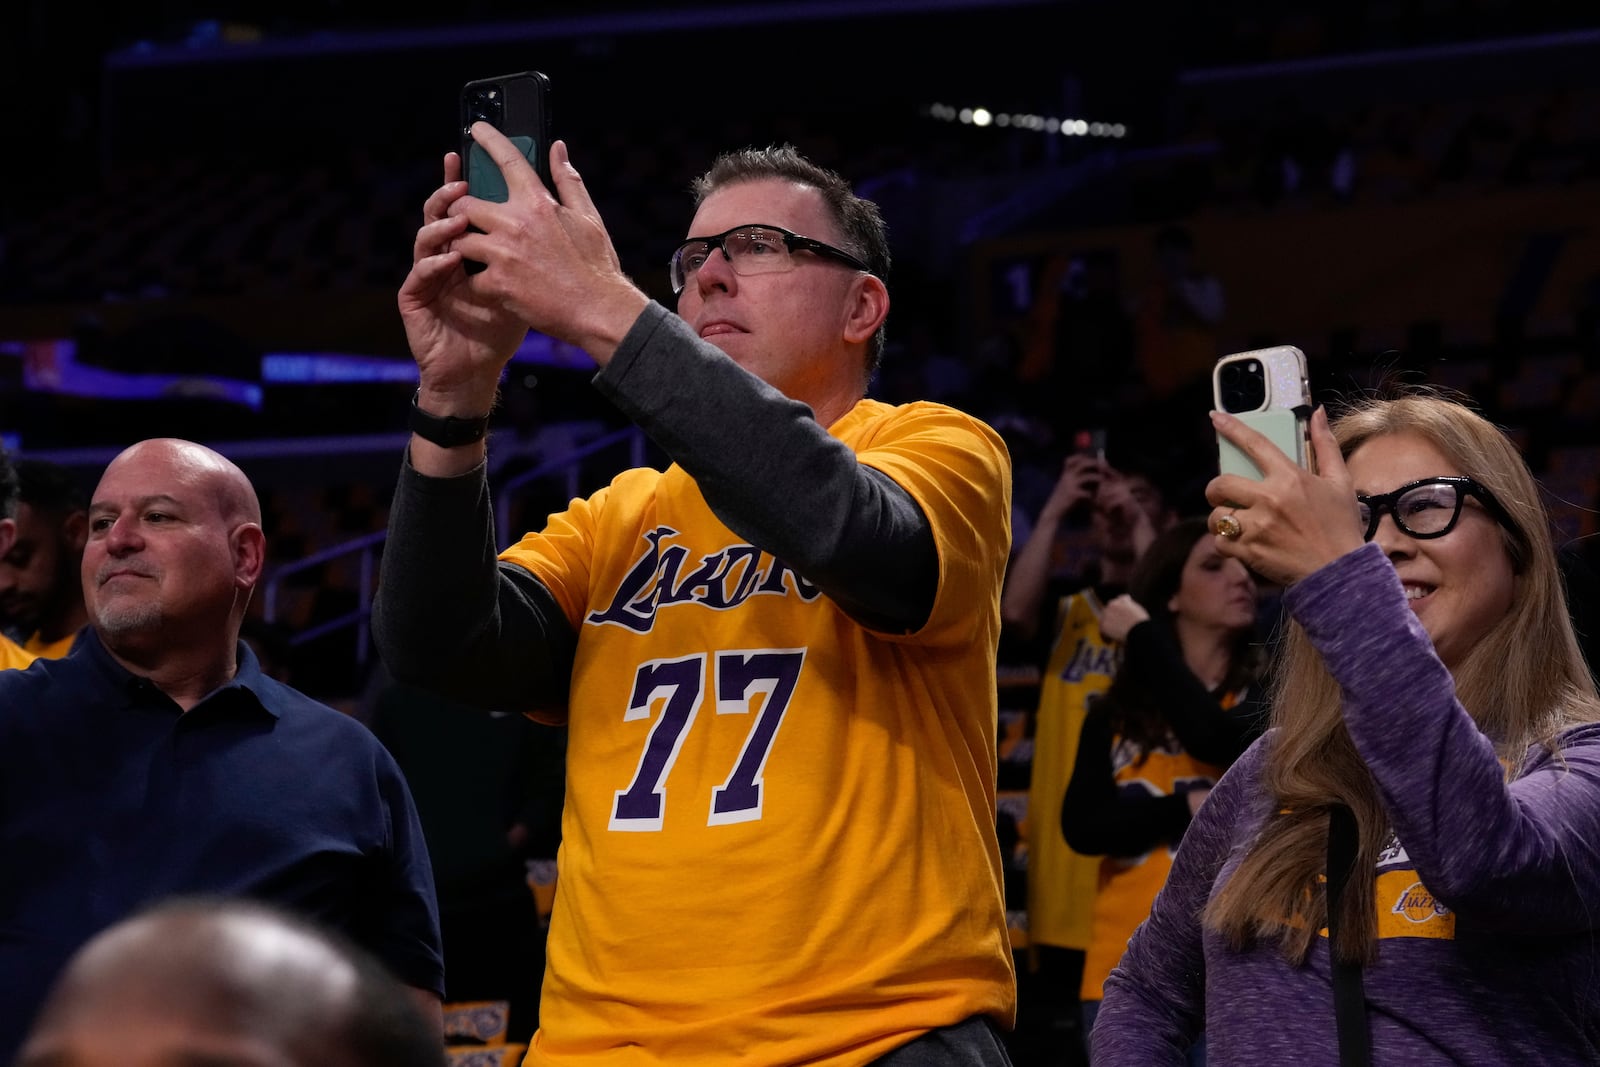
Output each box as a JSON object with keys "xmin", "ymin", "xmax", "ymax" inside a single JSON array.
[
  {"xmin": 999, "ymin": 448, "xmax": 1173, "ymax": 1056},
  {"xmin": 1062, "ymin": 517, "xmax": 1266, "ymax": 1064},
  {"xmin": 1094, "ymin": 393, "xmax": 1600, "ymax": 1065},
  {"xmin": 376, "ymin": 130, "xmax": 1015, "ymax": 1063}
]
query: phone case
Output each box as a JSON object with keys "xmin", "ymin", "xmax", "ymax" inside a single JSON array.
[
  {"xmin": 1213, "ymin": 345, "xmax": 1311, "ymax": 480},
  {"xmin": 460, "ymin": 71, "xmax": 552, "ymax": 201},
  {"xmin": 466, "ymin": 137, "xmax": 536, "ymax": 203},
  {"xmin": 459, "ymin": 71, "xmax": 551, "ymax": 273},
  {"xmin": 1218, "ymin": 408, "xmax": 1309, "ymax": 479}
]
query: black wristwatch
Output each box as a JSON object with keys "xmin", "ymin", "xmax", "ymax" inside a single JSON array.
[{"xmin": 407, "ymin": 390, "xmax": 491, "ymax": 448}]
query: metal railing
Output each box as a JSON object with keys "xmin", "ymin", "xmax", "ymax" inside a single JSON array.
[
  {"xmin": 494, "ymin": 426, "xmax": 647, "ymax": 548},
  {"xmin": 262, "ymin": 425, "xmax": 649, "ymax": 668},
  {"xmin": 263, "ymin": 529, "xmax": 387, "ymax": 664}
]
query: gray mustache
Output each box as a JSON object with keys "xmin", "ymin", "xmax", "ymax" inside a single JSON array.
[{"xmin": 97, "ymin": 562, "xmax": 158, "ymax": 585}]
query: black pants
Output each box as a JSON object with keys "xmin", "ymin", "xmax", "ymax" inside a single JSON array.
[
  {"xmin": 869, "ymin": 1016, "xmax": 1014, "ymax": 1066},
  {"xmin": 1006, "ymin": 946, "xmax": 1089, "ymax": 1067},
  {"xmin": 439, "ymin": 888, "xmax": 546, "ymax": 1041}
]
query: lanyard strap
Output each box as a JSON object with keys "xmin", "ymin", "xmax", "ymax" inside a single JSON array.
[{"xmin": 1326, "ymin": 804, "xmax": 1373, "ymax": 1067}]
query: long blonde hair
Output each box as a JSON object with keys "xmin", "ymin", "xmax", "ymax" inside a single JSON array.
[{"xmin": 1205, "ymin": 391, "xmax": 1600, "ymax": 964}]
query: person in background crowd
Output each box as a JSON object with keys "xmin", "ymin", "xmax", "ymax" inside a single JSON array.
[
  {"xmin": 0, "ymin": 458, "xmax": 90, "ymax": 658},
  {"xmin": 1063, "ymin": 517, "xmax": 1266, "ymax": 1064},
  {"xmin": 999, "ymin": 448, "xmax": 1173, "ymax": 1063},
  {"xmin": 0, "ymin": 445, "xmax": 35, "ymax": 671},
  {"xmin": 1095, "ymin": 393, "xmax": 1600, "ymax": 1064}
]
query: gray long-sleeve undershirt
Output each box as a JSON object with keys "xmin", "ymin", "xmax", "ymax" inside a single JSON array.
[{"xmin": 373, "ymin": 302, "xmax": 938, "ymax": 711}]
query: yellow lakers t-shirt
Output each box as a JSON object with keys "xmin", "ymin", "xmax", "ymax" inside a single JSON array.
[
  {"xmin": 1, "ymin": 634, "xmax": 35, "ymax": 672},
  {"xmin": 501, "ymin": 398, "xmax": 1016, "ymax": 1066},
  {"xmin": 22, "ymin": 630, "xmax": 78, "ymax": 660},
  {"xmin": 1080, "ymin": 737, "xmax": 1225, "ymax": 999}
]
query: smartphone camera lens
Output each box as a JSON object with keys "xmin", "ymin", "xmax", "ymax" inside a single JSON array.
[
  {"xmin": 1220, "ymin": 359, "xmax": 1267, "ymax": 413},
  {"xmin": 466, "ymin": 86, "xmax": 504, "ymax": 129}
]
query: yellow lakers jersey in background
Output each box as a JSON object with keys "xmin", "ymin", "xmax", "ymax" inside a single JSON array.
[{"xmin": 1026, "ymin": 590, "xmax": 1117, "ymax": 952}]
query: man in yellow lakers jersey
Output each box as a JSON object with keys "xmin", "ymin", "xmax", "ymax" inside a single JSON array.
[{"xmin": 376, "ymin": 132, "xmax": 1016, "ymax": 1065}]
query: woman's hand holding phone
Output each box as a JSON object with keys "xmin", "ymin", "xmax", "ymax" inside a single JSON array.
[{"xmin": 1205, "ymin": 407, "xmax": 1366, "ymax": 587}]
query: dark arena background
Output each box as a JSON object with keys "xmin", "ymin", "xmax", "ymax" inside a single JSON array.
[{"xmin": 3, "ymin": 2, "xmax": 1598, "ymax": 1062}]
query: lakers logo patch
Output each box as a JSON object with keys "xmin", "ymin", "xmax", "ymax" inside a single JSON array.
[
  {"xmin": 1374, "ymin": 870, "xmax": 1456, "ymax": 940},
  {"xmin": 1391, "ymin": 881, "xmax": 1450, "ymax": 924}
]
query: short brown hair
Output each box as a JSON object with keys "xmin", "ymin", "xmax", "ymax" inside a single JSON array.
[{"xmin": 693, "ymin": 145, "xmax": 891, "ymax": 375}]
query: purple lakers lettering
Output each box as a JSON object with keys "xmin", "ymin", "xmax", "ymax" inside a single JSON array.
[
  {"xmin": 588, "ymin": 526, "xmax": 820, "ymax": 632},
  {"xmin": 1059, "ymin": 637, "xmax": 1118, "ymax": 683}
]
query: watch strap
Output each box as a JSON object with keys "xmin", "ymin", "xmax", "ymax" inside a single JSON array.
[{"xmin": 408, "ymin": 390, "xmax": 491, "ymax": 448}]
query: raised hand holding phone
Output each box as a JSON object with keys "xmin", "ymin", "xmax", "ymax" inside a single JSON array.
[
  {"xmin": 1206, "ymin": 406, "xmax": 1365, "ymax": 587},
  {"xmin": 1043, "ymin": 453, "xmax": 1107, "ymax": 523},
  {"xmin": 399, "ymin": 147, "xmax": 527, "ymax": 419},
  {"xmin": 400, "ymin": 80, "xmax": 645, "ymax": 480}
]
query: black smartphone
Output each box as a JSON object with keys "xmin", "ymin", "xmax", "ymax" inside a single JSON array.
[
  {"xmin": 1072, "ymin": 427, "xmax": 1107, "ymax": 462},
  {"xmin": 459, "ymin": 71, "xmax": 553, "ymax": 273}
]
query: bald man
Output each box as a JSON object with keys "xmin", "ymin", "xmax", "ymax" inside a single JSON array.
[
  {"xmin": 16, "ymin": 898, "xmax": 446, "ymax": 1067},
  {"xmin": 0, "ymin": 440, "xmax": 444, "ymax": 1060}
]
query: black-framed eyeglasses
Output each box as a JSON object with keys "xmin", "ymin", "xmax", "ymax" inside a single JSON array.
[
  {"xmin": 669, "ymin": 224, "xmax": 871, "ymax": 295},
  {"xmin": 1356, "ymin": 476, "xmax": 1516, "ymax": 542}
]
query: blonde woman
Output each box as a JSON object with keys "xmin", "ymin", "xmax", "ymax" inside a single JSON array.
[{"xmin": 1093, "ymin": 393, "xmax": 1600, "ymax": 1065}]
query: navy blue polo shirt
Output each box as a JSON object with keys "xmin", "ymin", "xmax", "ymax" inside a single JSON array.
[{"xmin": 0, "ymin": 630, "xmax": 444, "ymax": 1056}]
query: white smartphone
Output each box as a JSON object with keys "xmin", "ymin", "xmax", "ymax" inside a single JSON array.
[{"xmin": 1212, "ymin": 345, "xmax": 1312, "ymax": 479}]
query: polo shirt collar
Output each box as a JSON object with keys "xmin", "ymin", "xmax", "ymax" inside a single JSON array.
[{"xmin": 71, "ymin": 627, "xmax": 280, "ymax": 719}]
